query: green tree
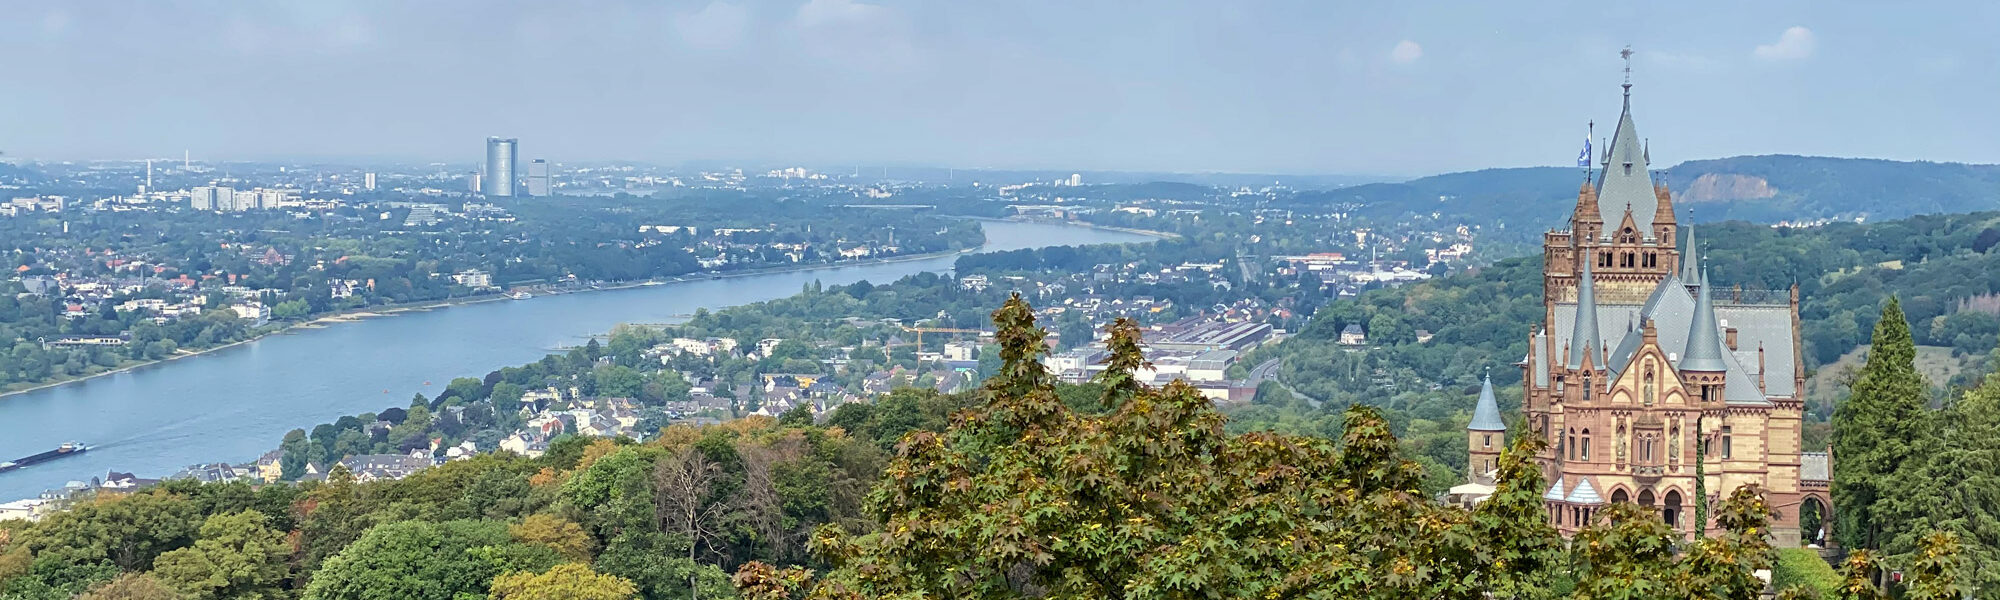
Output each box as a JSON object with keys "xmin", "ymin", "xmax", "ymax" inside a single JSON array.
[
  {"xmin": 1873, "ymin": 350, "xmax": 2000, "ymax": 596},
  {"xmin": 150, "ymin": 510, "xmax": 292, "ymax": 600},
  {"xmin": 1832, "ymin": 298, "xmax": 1933, "ymax": 550},
  {"xmin": 1471, "ymin": 435, "xmax": 1563, "ymax": 600},
  {"xmin": 303, "ymin": 520, "xmax": 516, "ymax": 600},
  {"xmin": 1571, "ymin": 503, "xmax": 1678, "ymax": 599},
  {"xmin": 734, "ymin": 294, "xmax": 1487, "ymax": 599},
  {"xmin": 593, "ymin": 532, "xmax": 734, "ymax": 600},
  {"xmin": 1676, "ymin": 484, "xmax": 1778, "ymax": 600},
  {"xmin": 488, "ymin": 563, "xmax": 638, "ymax": 600},
  {"xmin": 1903, "ymin": 531, "xmax": 1966, "ymax": 600},
  {"xmin": 76, "ymin": 573, "xmax": 183, "ymax": 600},
  {"xmin": 17, "ymin": 491, "xmax": 198, "ymax": 571},
  {"xmin": 510, "ymin": 514, "xmax": 595, "ymax": 563}
]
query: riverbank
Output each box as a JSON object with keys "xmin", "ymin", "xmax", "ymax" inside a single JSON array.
[{"xmin": 0, "ymin": 245, "xmax": 998, "ymax": 401}]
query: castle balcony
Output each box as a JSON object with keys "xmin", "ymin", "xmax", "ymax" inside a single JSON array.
[{"xmin": 1632, "ymin": 464, "xmax": 1665, "ymax": 483}]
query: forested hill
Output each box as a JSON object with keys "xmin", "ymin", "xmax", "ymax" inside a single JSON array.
[
  {"xmin": 1272, "ymin": 210, "xmax": 2000, "ymax": 417},
  {"xmin": 0, "ymin": 162, "xmax": 45, "ymax": 186},
  {"xmin": 1284, "ymin": 155, "xmax": 2000, "ymax": 241}
]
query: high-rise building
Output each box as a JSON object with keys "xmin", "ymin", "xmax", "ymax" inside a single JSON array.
[
  {"xmin": 1068, "ymin": 173, "xmax": 1082, "ymax": 187},
  {"xmin": 526, "ymin": 159, "xmax": 551, "ymax": 196},
  {"xmin": 484, "ymin": 137, "xmax": 518, "ymax": 197},
  {"xmin": 190, "ymin": 186, "xmax": 218, "ymax": 211},
  {"xmin": 1469, "ymin": 78, "xmax": 1828, "ymax": 547},
  {"xmin": 364, "ymin": 172, "xmax": 377, "ymax": 191}
]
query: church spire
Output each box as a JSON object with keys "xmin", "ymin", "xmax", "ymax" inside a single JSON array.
[
  {"xmin": 1567, "ymin": 259, "xmax": 1602, "ymax": 369},
  {"xmin": 1469, "ymin": 370, "xmax": 1506, "ymax": 432},
  {"xmin": 1681, "ymin": 269, "xmax": 1729, "ymax": 373}
]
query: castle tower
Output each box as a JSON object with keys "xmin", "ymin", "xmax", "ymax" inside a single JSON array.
[
  {"xmin": 1468, "ymin": 372, "xmax": 1507, "ymax": 485},
  {"xmin": 1545, "ymin": 76, "xmax": 1681, "ymax": 305}
]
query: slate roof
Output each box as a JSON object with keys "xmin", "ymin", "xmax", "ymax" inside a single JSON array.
[
  {"xmin": 1592, "ymin": 88, "xmax": 1660, "ymax": 236},
  {"xmin": 1553, "ymin": 273, "xmax": 1795, "ymax": 404},
  {"xmin": 1544, "ymin": 477, "xmax": 1566, "ymax": 502},
  {"xmin": 1468, "ymin": 374, "xmax": 1508, "ymax": 432},
  {"xmin": 1800, "ymin": 452, "xmax": 1830, "ymax": 482},
  {"xmin": 1565, "ymin": 478, "xmax": 1603, "ymax": 505},
  {"xmin": 1679, "ymin": 271, "xmax": 1730, "ymax": 372}
]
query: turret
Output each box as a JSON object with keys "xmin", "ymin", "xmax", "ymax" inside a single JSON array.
[
  {"xmin": 1680, "ymin": 270, "xmax": 1729, "ymax": 404},
  {"xmin": 1468, "ymin": 372, "xmax": 1508, "ymax": 485},
  {"xmin": 1568, "ymin": 260, "xmax": 1602, "ymax": 370}
]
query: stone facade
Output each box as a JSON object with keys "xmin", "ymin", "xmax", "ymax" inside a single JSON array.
[{"xmin": 1477, "ymin": 83, "xmax": 1832, "ymax": 547}]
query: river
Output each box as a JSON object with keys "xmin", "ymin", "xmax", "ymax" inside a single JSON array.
[{"xmin": 0, "ymin": 220, "xmax": 1153, "ymax": 499}]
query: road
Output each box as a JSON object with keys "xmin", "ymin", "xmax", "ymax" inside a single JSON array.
[{"xmin": 1245, "ymin": 357, "xmax": 1322, "ymax": 408}]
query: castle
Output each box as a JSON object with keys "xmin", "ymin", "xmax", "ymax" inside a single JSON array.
[{"xmin": 1464, "ymin": 80, "xmax": 1831, "ymax": 546}]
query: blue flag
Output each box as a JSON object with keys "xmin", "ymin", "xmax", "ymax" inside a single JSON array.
[{"xmin": 1576, "ymin": 136, "xmax": 1592, "ymax": 168}]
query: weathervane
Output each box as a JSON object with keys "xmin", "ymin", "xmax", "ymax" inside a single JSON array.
[{"xmin": 1621, "ymin": 46, "xmax": 1634, "ymax": 94}]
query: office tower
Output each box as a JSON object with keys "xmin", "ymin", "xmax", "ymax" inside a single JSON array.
[
  {"xmin": 1068, "ymin": 173, "xmax": 1082, "ymax": 187},
  {"xmin": 364, "ymin": 172, "xmax": 377, "ymax": 191},
  {"xmin": 484, "ymin": 137, "xmax": 518, "ymax": 197},
  {"xmin": 191, "ymin": 186, "xmax": 217, "ymax": 211},
  {"xmin": 526, "ymin": 159, "xmax": 551, "ymax": 196}
]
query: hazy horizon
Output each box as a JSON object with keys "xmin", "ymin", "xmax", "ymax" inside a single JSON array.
[{"xmin": 4, "ymin": 1, "xmax": 1998, "ymax": 176}]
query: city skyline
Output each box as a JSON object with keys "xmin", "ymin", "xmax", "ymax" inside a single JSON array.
[{"xmin": 3, "ymin": 2, "xmax": 1998, "ymax": 176}]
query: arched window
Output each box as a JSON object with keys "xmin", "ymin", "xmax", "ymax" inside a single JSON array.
[
  {"xmin": 1638, "ymin": 489, "xmax": 1656, "ymax": 507},
  {"xmin": 1611, "ymin": 489, "xmax": 1630, "ymax": 503},
  {"xmin": 1641, "ymin": 435, "xmax": 1654, "ymax": 463},
  {"xmin": 1483, "ymin": 434, "xmax": 1492, "ymax": 449},
  {"xmin": 1721, "ymin": 426, "xmax": 1733, "ymax": 459},
  {"xmin": 1665, "ymin": 491, "xmax": 1683, "ymax": 528},
  {"xmin": 1581, "ymin": 429, "xmax": 1592, "ymax": 461}
]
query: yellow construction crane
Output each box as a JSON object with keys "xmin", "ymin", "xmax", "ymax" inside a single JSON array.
[{"xmin": 899, "ymin": 326, "xmax": 983, "ymax": 349}]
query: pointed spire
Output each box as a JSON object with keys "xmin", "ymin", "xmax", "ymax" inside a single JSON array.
[
  {"xmin": 1568, "ymin": 259, "xmax": 1602, "ymax": 369},
  {"xmin": 1681, "ymin": 269, "xmax": 1729, "ymax": 372},
  {"xmin": 1680, "ymin": 222, "xmax": 1701, "ymax": 281},
  {"xmin": 1470, "ymin": 370, "xmax": 1507, "ymax": 432},
  {"xmin": 1595, "ymin": 50, "xmax": 1660, "ymax": 238}
]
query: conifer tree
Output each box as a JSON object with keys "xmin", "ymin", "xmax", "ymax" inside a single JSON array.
[
  {"xmin": 1874, "ymin": 348, "xmax": 2000, "ymax": 596},
  {"xmin": 1831, "ymin": 298, "xmax": 1931, "ymax": 550}
]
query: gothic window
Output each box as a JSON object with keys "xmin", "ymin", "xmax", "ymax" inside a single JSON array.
[
  {"xmin": 1483, "ymin": 434, "xmax": 1492, "ymax": 449},
  {"xmin": 1620, "ymin": 227, "xmax": 1637, "ymax": 244},
  {"xmin": 1642, "ymin": 435, "xmax": 1654, "ymax": 463},
  {"xmin": 1722, "ymin": 426, "xmax": 1733, "ymax": 459},
  {"xmin": 1567, "ymin": 429, "xmax": 1576, "ymax": 460},
  {"xmin": 1581, "ymin": 429, "xmax": 1592, "ymax": 461},
  {"xmin": 1643, "ymin": 252, "xmax": 1657, "ymax": 268},
  {"xmin": 1621, "ymin": 252, "xmax": 1636, "ymax": 268},
  {"xmin": 1583, "ymin": 376, "xmax": 1592, "ymax": 402}
]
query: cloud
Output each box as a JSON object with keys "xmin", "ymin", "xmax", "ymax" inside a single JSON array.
[
  {"xmin": 795, "ymin": 0, "xmax": 891, "ymax": 30},
  {"xmin": 1389, "ymin": 40, "xmax": 1422, "ymax": 64},
  {"xmin": 789, "ymin": 0, "xmax": 920, "ymax": 71},
  {"xmin": 675, "ymin": 2, "xmax": 749, "ymax": 50},
  {"xmin": 1753, "ymin": 26, "xmax": 1814, "ymax": 61}
]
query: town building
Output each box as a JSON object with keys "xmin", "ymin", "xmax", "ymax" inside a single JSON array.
[{"xmin": 1471, "ymin": 80, "xmax": 1829, "ymax": 546}]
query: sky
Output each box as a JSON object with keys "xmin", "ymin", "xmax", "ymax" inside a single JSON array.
[{"xmin": 2, "ymin": 1, "xmax": 1997, "ymax": 176}]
